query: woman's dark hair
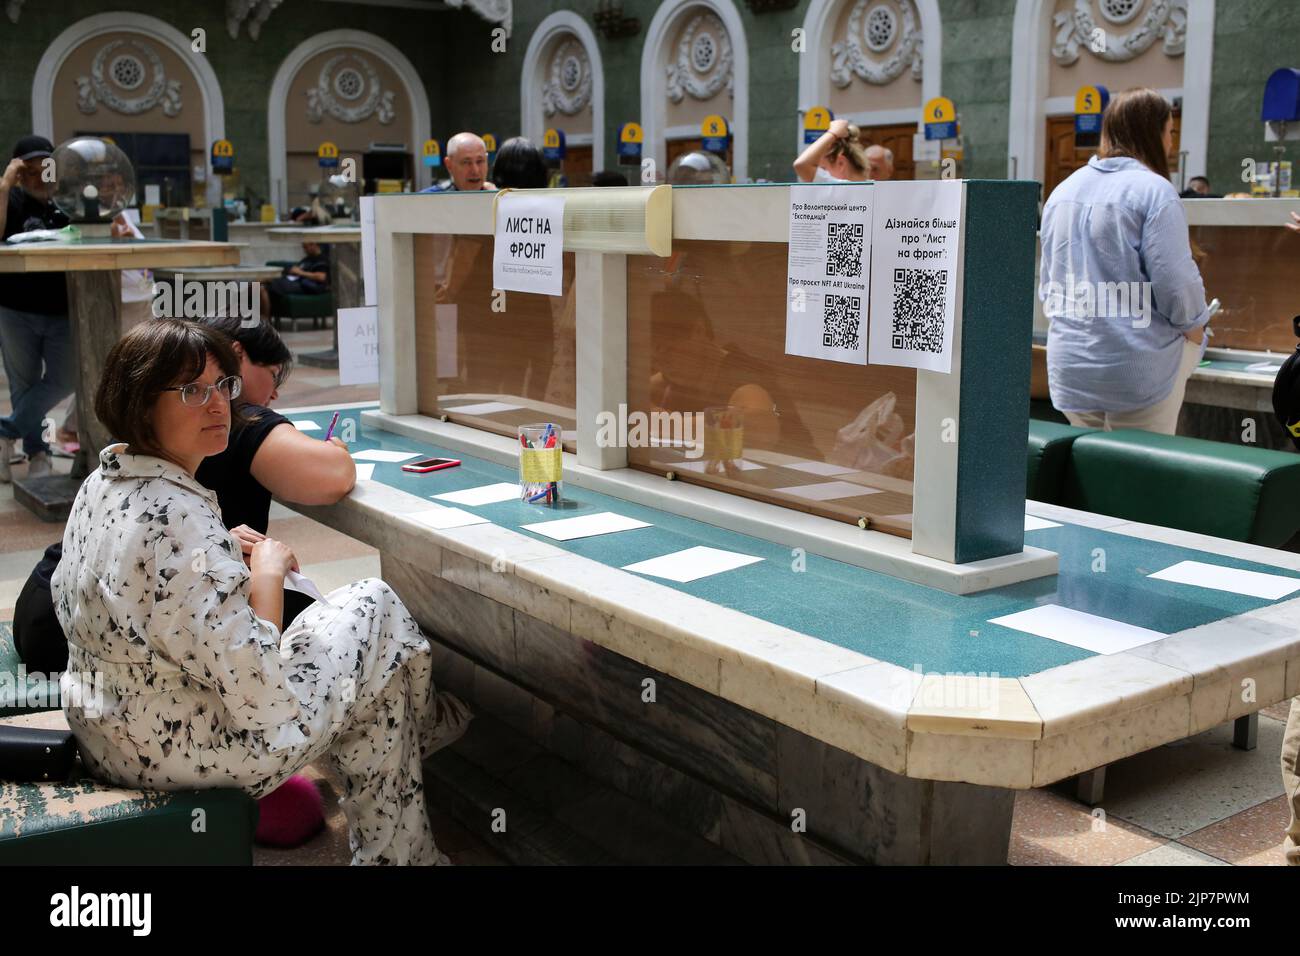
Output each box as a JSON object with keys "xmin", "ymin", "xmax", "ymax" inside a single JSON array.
[
  {"xmin": 491, "ymin": 136, "xmax": 549, "ymax": 189},
  {"xmin": 95, "ymin": 319, "xmax": 243, "ymax": 463},
  {"xmin": 1099, "ymin": 88, "xmax": 1172, "ymax": 179},
  {"xmin": 197, "ymin": 315, "xmax": 293, "ymax": 389}
]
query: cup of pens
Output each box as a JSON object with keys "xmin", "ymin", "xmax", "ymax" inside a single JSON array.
[{"xmin": 519, "ymin": 423, "xmax": 562, "ymax": 505}]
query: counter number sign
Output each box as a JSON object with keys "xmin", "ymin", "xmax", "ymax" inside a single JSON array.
[
  {"xmin": 618, "ymin": 122, "xmax": 644, "ymax": 164},
  {"xmin": 482, "ymin": 133, "xmax": 497, "ymax": 167},
  {"xmin": 804, "ymin": 107, "xmax": 833, "ymax": 145},
  {"xmin": 701, "ymin": 114, "xmax": 730, "ymax": 155},
  {"xmin": 1074, "ymin": 84, "xmax": 1109, "ymax": 136},
  {"xmin": 211, "ymin": 138, "xmax": 234, "ymax": 174},
  {"xmin": 543, "ymin": 128, "xmax": 566, "ymax": 162},
  {"xmin": 923, "ymin": 97, "xmax": 957, "ymax": 141},
  {"xmin": 317, "ymin": 141, "xmax": 340, "ymax": 169},
  {"xmin": 422, "ymin": 139, "xmax": 441, "ymax": 168}
]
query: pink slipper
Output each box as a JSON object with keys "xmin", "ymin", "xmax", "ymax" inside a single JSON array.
[{"xmin": 256, "ymin": 773, "xmax": 326, "ymax": 848}]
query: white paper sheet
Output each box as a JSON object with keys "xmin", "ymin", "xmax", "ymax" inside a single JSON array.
[
  {"xmin": 676, "ymin": 459, "xmax": 765, "ymax": 473},
  {"xmin": 285, "ymin": 570, "xmax": 333, "ymax": 607},
  {"xmin": 521, "ymin": 512, "xmax": 651, "ymax": 541},
  {"xmin": 434, "ymin": 482, "xmax": 520, "ymax": 506},
  {"xmin": 446, "ymin": 401, "xmax": 523, "ymax": 416},
  {"xmin": 409, "ymin": 507, "xmax": 490, "ymax": 530},
  {"xmin": 773, "ymin": 480, "xmax": 882, "ymax": 502},
  {"xmin": 623, "ymin": 546, "xmax": 763, "ymax": 583},
  {"xmin": 1024, "ymin": 515, "xmax": 1062, "ymax": 531},
  {"xmin": 867, "ymin": 180, "xmax": 963, "ymax": 373},
  {"xmin": 493, "ymin": 192, "xmax": 565, "ymax": 296},
  {"xmin": 1148, "ymin": 560, "xmax": 1300, "ymax": 600},
  {"xmin": 338, "ymin": 306, "xmax": 380, "ymax": 386},
  {"xmin": 354, "ymin": 463, "xmax": 375, "ymax": 481},
  {"xmin": 351, "ymin": 449, "xmax": 422, "ymax": 463},
  {"xmin": 785, "ymin": 184, "xmax": 872, "ymax": 364},
  {"xmin": 290, "ymin": 420, "xmax": 321, "ymax": 432},
  {"xmin": 784, "ymin": 460, "xmax": 857, "ymax": 477},
  {"xmin": 1244, "ymin": 362, "xmax": 1283, "ymax": 374},
  {"xmin": 988, "ymin": 604, "xmax": 1164, "ymax": 654}
]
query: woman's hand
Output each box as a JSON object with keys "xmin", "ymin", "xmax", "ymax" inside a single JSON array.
[
  {"xmin": 229, "ymin": 524, "xmax": 265, "ymax": 564},
  {"xmin": 250, "ymin": 537, "xmax": 298, "ymax": 578},
  {"xmin": 828, "ymin": 119, "xmax": 851, "ymax": 140}
]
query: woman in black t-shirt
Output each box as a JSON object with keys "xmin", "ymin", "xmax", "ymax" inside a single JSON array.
[{"xmin": 13, "ymin": 317, "xmax": 356, "ymax": 668}]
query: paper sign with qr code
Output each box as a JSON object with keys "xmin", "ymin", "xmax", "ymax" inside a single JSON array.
[
  {"xmin": 867, "ymin": 180, "xmax": 962, "ymax": 374},
  {"xmin": 784, "ymin": 183, "xmax": 873, "ymax": 365}
]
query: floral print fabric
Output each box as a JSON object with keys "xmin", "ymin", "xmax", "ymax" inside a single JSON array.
[{"xmin": 52, "ymin": 444, "xmax": 454, "ymax": 864}]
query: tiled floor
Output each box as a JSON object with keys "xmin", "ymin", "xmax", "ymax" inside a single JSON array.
[{"xmin": 1, "ymin": 325, "xmax": 1293, "ymax": 865}]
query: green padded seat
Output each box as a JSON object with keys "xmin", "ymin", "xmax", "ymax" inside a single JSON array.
[
  {"xmin": 0, "ymin": 778, "xmax": 257, "ymax": 865},
  {"xmin": 1027, "ymin": 420, "xmax": 1095, "ymax": 504},
  {"xmin": 1062, "ymin": 429, "xmax": 1300, "ymax": 547},
  {"xmin": 264, "ymin": 261, "xmax": 335, "ymax": 332},
  {"xmin": 0, "ymin": 624, "xmax": 58, "ymax": 719}
]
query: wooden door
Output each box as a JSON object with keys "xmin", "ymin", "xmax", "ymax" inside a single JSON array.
[
  {"xmin": 564, "ymin": 145, "xmax": 593, "ymax": 187},
  {"xmin": 1045, "ymin": 110, "xmax": 1181, "ymax": 198},
  {"xmin": 858, "ymin": 123, "xmax": 915, "ymax": 180}
]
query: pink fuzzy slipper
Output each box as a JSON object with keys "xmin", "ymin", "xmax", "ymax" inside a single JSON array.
[{"xmin": 256, "ymin": 774, "xmax": 326, "ymax": 848}]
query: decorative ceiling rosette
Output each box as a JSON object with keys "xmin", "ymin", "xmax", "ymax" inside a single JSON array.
[
  {"xmin": 305, "ymin": 52, "xmax": 396, "ymax": 125},
  {"xmin": 667, "ymin": 12, "xmax": 734, "ymax": 103},
  {"xmin": 543, "ymin": 37, "xmax": 592, "ymax": 116},
  {"xmin": 76, "ymin": 39, "xmax": 182, "ymax": 117},
  {"xmin": 1052, "ymin": 0, "xmax": 1187, "ymax": 65},
  {"xmin": 830, "ymin": 0, "xmax": 923, "ymax": 88}
]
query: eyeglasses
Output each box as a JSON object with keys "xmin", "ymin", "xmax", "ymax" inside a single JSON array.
[{"xmin": 161, "ymin": 375, "xmax": 242, "ymax": 407}]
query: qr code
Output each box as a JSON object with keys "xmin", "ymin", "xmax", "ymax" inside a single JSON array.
[
  {"xmin": 825, "ymin": 222, "xmax": 864, "ymax": 278},
  {"xmin": 822, "ymin": 294, "xmax": 861, "ymax": 349},
  {"xmin": 890, "ymin": 268, "xmax": 947, "ymax": 353}
]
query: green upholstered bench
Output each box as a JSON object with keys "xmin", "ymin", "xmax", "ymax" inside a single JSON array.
[
  {"xmin": 1060, "ymin": 430, "xmax": 1300, "ymax": 548},
  {"xmin": 0, "ymin": 711, "xmax": 257, "ymax": 865},
  {"xmin": 1027, "ymin": 420, "xmax": 1095, "ymax": 503},
  {"xmin": 265, "ymin": 261, "xmax": 335, "ymax": 333},
  {"xmin": 0, "ymin": 624, "xmax": 58, "ymax": 719}
]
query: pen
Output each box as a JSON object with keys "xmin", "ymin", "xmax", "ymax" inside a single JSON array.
[{"xmin": 324, "ymin": 411, "xmax": 340, "ymax": 441}]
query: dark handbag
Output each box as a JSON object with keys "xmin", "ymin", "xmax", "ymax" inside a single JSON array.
[
  {"xmin": 0, "ymin": 725, "xmax": 78, "ymax": 782},
  {"xmin": 1274, "ymin": 315, "xmax": 1300, "ymax": 451}
]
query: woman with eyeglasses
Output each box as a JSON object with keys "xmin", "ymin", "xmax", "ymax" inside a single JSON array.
[{"xmin": 52, "ymin": 319, "xmax": 468, "ymax": 865}]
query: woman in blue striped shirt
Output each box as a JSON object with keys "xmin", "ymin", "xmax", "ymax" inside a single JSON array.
[{"xmin": 1040, "ymin": 88, "xmax": 1210, "ymax": 435}]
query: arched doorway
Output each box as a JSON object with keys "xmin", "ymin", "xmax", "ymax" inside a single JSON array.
[
  {"xmin": 32, "ymin": 12, "xmax": 226, "ymax": 208},
  {"xmin": 268, "ymin": 30, "xmax": 430, "ymax": 213},
  {"xmin": 521, "ymin": 11, "xmax": 605, "ymax": 187},
  {"xmin": 641, "ymin": 0, "xmax": 749, "ymax": 182}
]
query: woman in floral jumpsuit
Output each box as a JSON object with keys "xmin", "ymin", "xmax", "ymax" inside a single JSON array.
[{"xmin": 53, "ymin": 319, "xmax": 468, "ymax": 865}]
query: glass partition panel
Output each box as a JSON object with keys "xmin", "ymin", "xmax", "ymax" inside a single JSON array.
[
  {"xmin": 1190, "ymin": 224, "xmax": 1296, "ymax": 352},
  {"xmin": 627, "ymin": 239, "xmax": 916, "ymax": 537},
  {"xmin": 413, "ymin": 234, "xmax": 576, "ymax": 451}
]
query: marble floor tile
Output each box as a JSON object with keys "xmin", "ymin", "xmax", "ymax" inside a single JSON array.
[
  {"xmin": 265, "ymin": 514, "xmax": 379, "ymax": 563},
  {"xmin": 1086, "ymin": 715, "xmax": 1288, "ymax": 839},
  {"xmin": 1009, "ymin": 787, "xmax": 1164, "ymax": 865},
  {"xmin": 298, "ymin": 555, "xmax": 382, "ymax": 594},
  {"xmin": 1116, "ymin": 843, "xmax": 1227, "ymax": 866},
  {"xmin": 1178, "ymin": 794, "xmax": 1291, "ymax": 865}
]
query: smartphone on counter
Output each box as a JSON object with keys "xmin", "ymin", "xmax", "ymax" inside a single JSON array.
[{"xmin": 401, "ymin": 457, "xmax": 462, "ymax": 474}]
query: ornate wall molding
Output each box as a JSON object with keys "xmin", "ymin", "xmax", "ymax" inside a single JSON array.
[
  {"xmin": 1051, "ymin": 0, "xmax": 1186, "ymax": 65},
  {"xmin": 75, "ymin": 38, "xmax": 182, "ymax": 117},
  {"xmin": 543, "ymin": 37, "xmax": 592, "ymax": 116},
  {"xmin": 666, "ymin": 11, "xmax": 734, "ymax": 102},
  {"xmin": 305, "ymin": 52, "xmax": 396, "ymax": 124},
  {"xmin": 830, "ymin": 0, "xmax": 923, "ymax": 88}
]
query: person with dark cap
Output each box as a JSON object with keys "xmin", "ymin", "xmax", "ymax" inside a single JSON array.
[{"xmin": 0, "ymin": 135, "xmax": 72, "ymax": 482}]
